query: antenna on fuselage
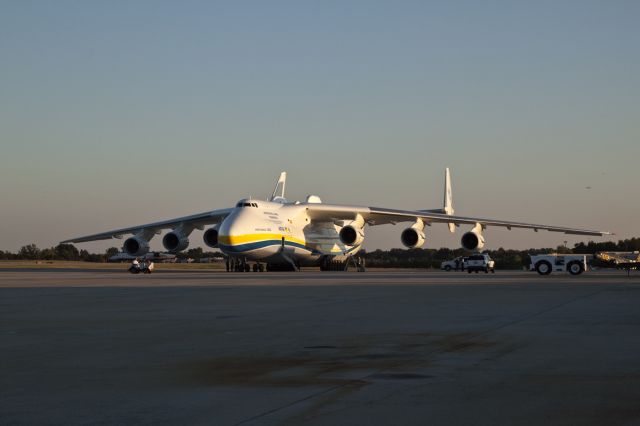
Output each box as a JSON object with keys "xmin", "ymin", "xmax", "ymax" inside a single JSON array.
[{"xmin": 269, "ymin": 172, "xmax": 287, "ymax": 202}]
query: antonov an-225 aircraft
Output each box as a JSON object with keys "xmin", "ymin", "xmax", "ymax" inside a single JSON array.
[{"xmin": 63, "ymin": 169, "xmax": 610, "ymax": 272}]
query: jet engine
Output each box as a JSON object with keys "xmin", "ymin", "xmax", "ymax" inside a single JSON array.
[
  {"xmin": 162, "ymin": 231, "xmax": 189, "ymax": 253},
  {"xmin": 339, "ymin": 225, "xmax": 364, "ymax": 246},
  {"xmin": 401, "ymin": 228, "xmax": 426, "ymax": 249},
  {"xmin": 401, "ymin": 218, "xmax": 426, "ymax": 249},
  {"xmin": 123, "ymin": 236, "xmax": 150, "ymax": 256},
  {"xmin": 339, "ymin": 217, "xmax": 365, "ymax": 247},
  {"xmin": 203, "ymin": 226, "xmax": 219, "ymax": 248},
  {"xmin": 461, "ymin": 224, "xmax": 485, "ymax": 252}
]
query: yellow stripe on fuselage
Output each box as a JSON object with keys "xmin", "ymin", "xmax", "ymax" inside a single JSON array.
[{"xmin": 218, "ymin": 233, "xmax": 306, "ymax": 247}]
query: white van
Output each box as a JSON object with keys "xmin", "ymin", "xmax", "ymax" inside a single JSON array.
[
  {"xmin": 441, "ymin": 256, "xmax": 468, "ymax": 271},
  {"xmin": 466, "ymin": 254, "xmax": 495, "ymax": 273}
]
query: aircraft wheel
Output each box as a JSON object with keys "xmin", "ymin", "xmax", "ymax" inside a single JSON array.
[
  {"xmin": 252, "ymin": 264, "xmax": 258, "ymax": 272},
  {"xmin": 258, "ymin": 264, "xmax": 264, "ymax": 272}
]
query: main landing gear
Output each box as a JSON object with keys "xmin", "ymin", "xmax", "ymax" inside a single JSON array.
[
  {"xmin": 225, "ymin": 255, "xmax": 367, "ymax": 272},
  {"xmin": 226, "ymin": 257, "xmax": 260, "ymax": 272},
  {"xmin": 319, "ymin": 256, "xmax": 366, "ymax": 272},
  {"xmin": 225, "ymin": 256, "xmax": 301, "ymax": 272}
]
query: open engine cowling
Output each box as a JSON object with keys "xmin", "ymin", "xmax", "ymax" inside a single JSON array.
[
  {"xmin": 461, "ymin": 225, "xmax": 485, "ymax": 251},
  {"xmin": 401, "ymin": 228, "xmax": 426, "ymax": 249},
  {"xmin": 162, "ymin": 231, "xmax": 189, "ymax": 253},
  {"xmin": 203, "ymin": 226, "xmax": 219, "ymax": 248},
  {"xmin": 123, "ymin": 236, "xmax": 150, "ymax": 256},
  {"xmin": 339, "ymin": 225, "xmax": 364, "ymax": 246}
]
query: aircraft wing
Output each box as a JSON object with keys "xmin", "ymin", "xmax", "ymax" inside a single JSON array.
[
  {"xmin": 305, "ymin": 204, "xmax": 611, "ymax": 237},
  {"xmin": 61, "ymin": 208, "xmax": 233, "ymax": 243}
]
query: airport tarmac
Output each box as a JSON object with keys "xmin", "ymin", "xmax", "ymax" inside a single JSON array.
[{"xmin": 2, "ymin": 270, "xmax": 640, "ymax": 425}]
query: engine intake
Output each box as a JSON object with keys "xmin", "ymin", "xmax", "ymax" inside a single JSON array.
[
  {"xmin": 461, "ymin": 224, "xmax": 485, "ymax": 251},
  {"xmin": 162, "ymin": 231, "xmax": 189, "ymax": 253},
  {"xmin": 203, "ymin": 227, "xmax": 219, "ymax": 248},
  {"xmin": 401, "ymin": 228, "xmax": 426, "ymax": 249},
  {"xmin": 339, "ymin": 225, "xmax": 364, "ymax": 246},
  {"xmin": 123, "ymin": 236, "xmax": 150, "ymax": 256}
]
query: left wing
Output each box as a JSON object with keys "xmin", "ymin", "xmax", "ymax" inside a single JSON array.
[
  {"xmin": 305, "ymin": 204, "xmax": 611, "ymax": 237},
  {"xmin": 61, "ymin": 208, "xmax": 233, "ymax": 243}
]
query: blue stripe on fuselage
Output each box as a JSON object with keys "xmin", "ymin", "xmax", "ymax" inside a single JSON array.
[{"xmin": 219, "ymin": 239, "xmax": 316, "ymax": 254}]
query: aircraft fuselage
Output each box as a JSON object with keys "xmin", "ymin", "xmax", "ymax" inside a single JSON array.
[{"xmin": 217, "ymin": 199, "xmax": 360, "ymax": 266}]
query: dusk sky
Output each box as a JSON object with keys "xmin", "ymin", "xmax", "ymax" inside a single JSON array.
[{"xmin": 1, "ymin": 1, "xmax": 638, "ymax": 252}]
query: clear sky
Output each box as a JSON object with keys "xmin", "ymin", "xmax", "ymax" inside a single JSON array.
[{"xmin": 1, "ymin": 1, "xmax": 638, "ymax": 253}]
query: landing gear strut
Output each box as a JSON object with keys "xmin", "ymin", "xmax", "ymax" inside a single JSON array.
[
  {"xmin": 346, "ymin": 256, "xmax": 366, "ymax": 272},
  {"xmin": 319, "ymin": 256, "xmax": 366, "ymax": 272},
  {"xmin": 226, "ymin": 257, "xmax": 267, "ymax": 272}
]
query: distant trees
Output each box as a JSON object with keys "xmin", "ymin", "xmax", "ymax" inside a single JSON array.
[
  {"xmin": 18, "ymin": 244, "xmax": 41, "ymax": 260},
  {"xmin": 105, "ymin": 247, "xmax": 120, "ymax": 258},
  {"xmin": 56, "ymin": 244, "xmax": 81, "ymax": 260},
  {"xmin": 5, "ymin": 243, "xmax": 101, "ymax": 262},
  {"xmin": 0, "ymin": 244, "xmax": 225, "ymax": 262},
  {"xmin": 573, "ymin": 238, "xmax": 640, "ymax": 254},
  {"xmin": 176, "ymin": 247, "xmax": 225, "ymax": 260}
]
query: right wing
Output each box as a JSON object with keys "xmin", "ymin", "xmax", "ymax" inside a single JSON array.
[
  {"xmin": 305, "ymin": 204, "xmax": 611, "ymax": 237},
  {"xmin": 61, "ymin": 208, "xmax": 233, "ymax": 243}
]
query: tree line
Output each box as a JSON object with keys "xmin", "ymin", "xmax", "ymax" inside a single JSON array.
[
  {"xmin": 2, "ymin": 238, "xmax": 639, "ymax": 268},
  {"xmin": 0, "ymin": 244, "xmax": 115, "ymax": 262},
  {"xmin": 0, "ymin": 244, "xmax": 224, "ymax": 262}
]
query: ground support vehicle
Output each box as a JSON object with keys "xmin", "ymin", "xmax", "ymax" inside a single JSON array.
[
  {"xmin": 530, "ymin": 254, "xmax": 589, "ymax": 275},
  {"xmin": 441, "ymin": 256, "xmax": 468, "ymax": 271},
  {"xmin": 465, "ymin": 254, "xmax": 495, "ymax": 273},
  {"xmin": 128, "ymin": 262, "xmax": 154, "ymax": 274}
]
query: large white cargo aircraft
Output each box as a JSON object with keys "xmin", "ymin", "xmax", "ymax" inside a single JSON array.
[{"xmin": 63, "ymin": 169, "xmax": 611, "ymax": 271}]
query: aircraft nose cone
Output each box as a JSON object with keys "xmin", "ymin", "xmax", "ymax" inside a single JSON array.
[
  {"xmin": 217, "ymin": 215, "xmax": 244, "ymax": 253},
  {"xmin": 217, "ymin": 218, "xmax": 233, "ymax": 243}
]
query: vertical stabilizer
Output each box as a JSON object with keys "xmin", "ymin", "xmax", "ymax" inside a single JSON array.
[
  {"xmin": 444, "ymin": 168, "xmax": 456, "ymax": 233},
  {"xmin": 269, "ymin": 172, "xmax": 287, "ymax": 201}
]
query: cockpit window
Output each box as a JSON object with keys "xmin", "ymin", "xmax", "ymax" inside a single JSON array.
[{"xmin": 236, "ymin": 202, "xmax": 258, "ymax": 208}]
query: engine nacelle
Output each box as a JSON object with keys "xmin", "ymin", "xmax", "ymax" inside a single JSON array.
[
  {"xmin": 203, "ymin": 226, "xmax": 219, "ymax": 248},
  {"xmin": 162, "ymin": 231, "xmax": 189, "ymax": 253},
  {"xmin": 461, "ymin": 224, "xmax": 485, "ymax": 251},
  {"xmin": 339, "ymin": 225, "xmax": 365, "ymax": 246},
  {"xmin": 401, "ymin": 228, "xmax": 426, "ymax": 249},
  {"xmin": 123, "ymin": 236, "xmax": 150, "ymax": 257}
]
